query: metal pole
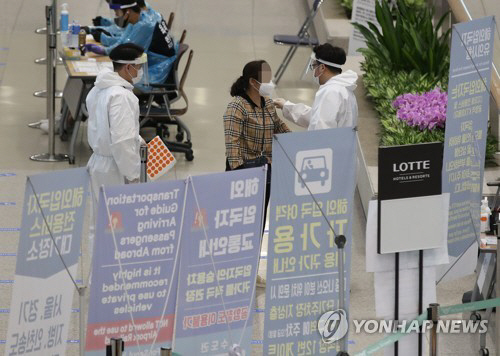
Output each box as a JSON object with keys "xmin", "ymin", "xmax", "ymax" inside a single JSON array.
[
  {"xmin": 335, "ymin": 235, "xmax": 348, "ymax": 353},
  {"xmin": 394, "ymin": 252, "xmax": 399, "ymax": 356},
  {"xmin": 160, "ymin": 348, "xmax": 172, "ymax": 356},
  {"xmin": 30, "ymin": 1, "xmax": 68, "ymax": 162},
  {"xmin": 428, "ymin": 303, "xmax": 440, "ymax": 356},
  {"xmin": 109, "ymin": 338, "xmax": 124, "ymax": 356},
  {"xmin": 418, "ymin": 250, "xmax": 423, "ymax": 356},
  {"xmin": 140, "ymin": 145, "xmax": 148, "ymax": 183},
  {"xmin": 33, "ymin": 0, "xmax": 62, "ymax": 98},
  {"xmin": 496, "ymin": 235, "xmax": 500, "ymax": 354},
  {"xmin": 79, "ymin": 287, "xmax": 86, "ymax": 356},
  {"xmin": 33, "ymin": 0, "xmax": 62, "ymax": 99}
]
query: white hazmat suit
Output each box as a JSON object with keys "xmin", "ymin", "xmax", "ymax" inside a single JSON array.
[
  {"xmin": 86, "ymin": 68, "xmax": 142, "ymax": 194},
  {"xmin": 282, "ymin": 69, "xmax": 359, "ymax": 130}
]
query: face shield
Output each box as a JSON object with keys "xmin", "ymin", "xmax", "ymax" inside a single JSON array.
[
  {"xmin": 109, "ymin": 1, "xmax": 137, "ymax": 28},
  {"xmin": 114, "ymin": 52, "xmax": 149, "ymax": 86},
  {"xmin": 305, "ymin": 52, "xmax": 343, "ymax": 76}
]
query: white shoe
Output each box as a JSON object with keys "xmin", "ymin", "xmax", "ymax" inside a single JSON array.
[
  {"xmin": 28, "ymin": 121, "xmax": 42, "ymax": 129},
  {"xmin": 39, "ymin": 119, "xmax": 61, "ymax": 134}
]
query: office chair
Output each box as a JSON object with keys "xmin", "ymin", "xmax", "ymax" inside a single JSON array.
[{"xmin": 139, "ymin": 32, "xmax": 194, "ymax": 161}]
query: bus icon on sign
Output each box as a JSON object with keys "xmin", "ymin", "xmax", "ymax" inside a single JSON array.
[{"xmin": 295, "ymin": 149, "xmax": 333, "ymax": 196}]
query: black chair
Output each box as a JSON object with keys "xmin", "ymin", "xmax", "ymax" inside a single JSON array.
[
  {"xmin": 273, "ymin": 0, "xmax": 324, "ymax": 84},
  {"xmin": 139, "ymin": 32, "xmax": 194, "ymax": 161}
]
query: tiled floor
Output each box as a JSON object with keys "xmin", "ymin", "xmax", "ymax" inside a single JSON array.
[{"xmin": 0, "ymin": 0, "xmax": 497, "ymax": 355}]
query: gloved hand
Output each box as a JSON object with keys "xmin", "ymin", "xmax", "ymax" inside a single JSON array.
[
  {"xmin": 92, "ymin": 16, "xmax": 103, "ymax": 26},
  {"xmin": 91, "ymin": 28, "xmax": 102, "ymax": 42},
  {"xmin": 83, "ymin": 44, "xmax": 106, "ymax": 56},
  {"xmin": 273, "ymin": 98, "xmax": 286, "ymax": 109},
  {"xmin": 91, "ymin": 28, "xmax": 111, "ymax": 42}
]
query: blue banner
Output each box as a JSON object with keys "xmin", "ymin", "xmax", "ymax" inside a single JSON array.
[
  {"xmin": 264, "ymin": 128, "xmax": 358, "ymax": 355},
  {"xmin": 86, "ymin": 180, "xmax": 186, "ymax": 355},
  {"xmin": 6, "ymin": 168, "xmax": 89, "ymax": 356},
  {"xmin": 174, "ymin": 168, "xmax": 267, "ymax": 355},
  {"xmin": 442, "ymin": 17, "xmax": 496, "ymax": 272}
]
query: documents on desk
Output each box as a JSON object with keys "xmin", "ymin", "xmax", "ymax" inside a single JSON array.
[
  {"xmin": 480, "ymin": 233, "xmax": 497, "ymax": 251},
  {"xmin": 72, "ymin": 61, "xmax": 113, "ymax": 75}
]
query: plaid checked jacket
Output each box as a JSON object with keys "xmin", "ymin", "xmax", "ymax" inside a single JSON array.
[{"xmin": 224, "ymin": 95, "xmax": 291, "ymax": 170}]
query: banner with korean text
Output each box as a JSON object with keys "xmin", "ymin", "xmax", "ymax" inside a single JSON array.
[
  {"xmin": 6, "ymin": 168, "xmax": 89, "ymax": 356},
  {"xmin": 264, "ymin": 128, "xmax": 358, "ymax": 355},
  {"xmin": 440, "ymin": 16, "xmax": 496, "ymax": 280},
  {"xmin": 85, "ymin": 180, "xmax": 186, "ymax": 355},
  {"xmin": 173, "ymin": 168, "xmax": 267, "ymax": 355}
]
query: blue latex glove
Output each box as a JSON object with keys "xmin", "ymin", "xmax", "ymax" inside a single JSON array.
[{"xmin": 84, "ymin": 44, "xmax": 106, "ymax": 56}]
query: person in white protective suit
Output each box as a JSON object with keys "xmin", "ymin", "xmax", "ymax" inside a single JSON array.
[
  {"xmin": 274, "ymin": 44, "xmax": 359, "ymax": 130},
  {"xmin": 86, "ymin": 43, "xmax": 147, "ymax": 193}
]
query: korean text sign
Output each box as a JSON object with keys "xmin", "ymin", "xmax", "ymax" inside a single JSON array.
[
  {"xmin": 174, "ymin": 168, "xmax": 266, "ymax": 355},
  {"xmin": 6, "ymin": 168, "xmax": 89, "ymax": 356},
  {"xmin": 442, "ymin": 17, "xmax": 496, "ymax": 272},
  {"xmin": 85, "ymin": 180, "xmax": 185, "ymax": 355},
  {"xmin": 264, "ymin": 128, "xmax": 358, "ymax": 355}
]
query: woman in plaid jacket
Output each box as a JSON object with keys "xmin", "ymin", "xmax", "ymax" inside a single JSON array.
[
  {"xmin": 223, "ymin": 60, "xmax": 290, "ymax": 287},
  {"xmin": 224, "ymin": 60, "xmax": 290, "ymax": 173}
]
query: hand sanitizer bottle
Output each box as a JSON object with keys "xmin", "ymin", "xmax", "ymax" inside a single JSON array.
[{"xmin": 480, "ymin": 197, "xmax": 491, "ymax": 233}]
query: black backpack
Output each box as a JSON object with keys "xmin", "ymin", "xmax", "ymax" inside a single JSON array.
[{"xmin": 149, "ymin": 18, "xmax": 176, "ymax": 57}]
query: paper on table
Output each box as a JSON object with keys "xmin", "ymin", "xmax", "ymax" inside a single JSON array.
[
  {"xmin": 366, "ymin": 198, "xmax": 450, "ymax": 273},
  {"xmin": 73, "ymin": 61, "xmax": 112, "ymax": 74},
  {"xmin": 73, "ymin": 61, "xmax": 99, "ymax": 73}
]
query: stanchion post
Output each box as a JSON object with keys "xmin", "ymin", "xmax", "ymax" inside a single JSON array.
[
  {"xmin": 140, "ymin": 145, "xmax": 148, "ymax": 183},
  {"xmin": 335, "ymin": 235, "xmax": 348, "ymax": 354},
  {"xmin": 428, "ymin": 303, "xmax": 439, "ymax": 356},
  {"xmin": 160, "ymin": 348, "xmax": 172, "ymax": 356},
  {"xmin": 30, "ymin": 0, "xmax": 68, "ymax": 162},
  {"xmin": 79, "ymin": 287, "xmax": 86, "ymax": 356}
]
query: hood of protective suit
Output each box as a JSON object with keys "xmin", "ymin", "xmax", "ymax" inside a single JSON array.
[
  {"xmin": 323, "ymin": 69, "xmax": 358, "ymax": 91},
  {"xmin": 94, "ymin": 68, "xmax": 133, "ymax": 90}
]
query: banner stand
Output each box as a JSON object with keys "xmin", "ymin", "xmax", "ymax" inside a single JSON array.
[
  {"xmin": 335, "ymin": 235, "xmax": 349, "ymax": 354},
  {"xmin": 79, "ymin": 286, "xmax": 87, "ymax": 356},
  {"xmin": 497, "ymin": 234, "xmax": 500, "ymax": 354},
  {"xmin": 418, "ymin": 250, "xmax": 424, "ymax": 356},
  {"xmin": 13, "ymin": 174, "xmax": 89, "ymax": 355},
  {"xmin": 394, "ymin": 253, "xmax": 399, "ymax": 356}
]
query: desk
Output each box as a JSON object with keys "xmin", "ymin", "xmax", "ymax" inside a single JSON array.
[
  {"xmin": 63, "ymin": 56, "xmax": 112, "ymax": 78},
  {"xmin": 61, "ymin": 50, "xmax": 111, "ymax": 164}
]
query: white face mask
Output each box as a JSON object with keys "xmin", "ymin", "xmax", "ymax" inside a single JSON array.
[
  {"xmin": 312, "ymin": 65, "xmax": 323, "ymax": 86},
  {"xmin": 133, "ymin": 68, "xmax": 144, "ymax": 84},
  {"xmin": 128, "ymin": 66, "xmax": 143, "ymax": 85},
  {"xmin": 258, "ymin": 81, "xmax": 275, "ymax": 97}
]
